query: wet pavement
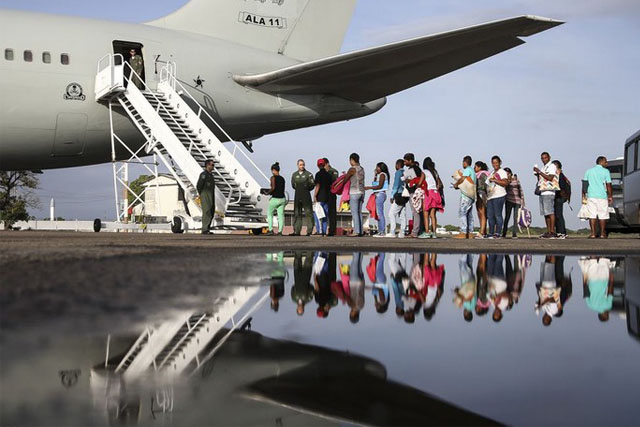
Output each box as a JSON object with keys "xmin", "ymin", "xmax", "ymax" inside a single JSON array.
[{"xmin": 1, "ymin": 246, "xmax": 639, "ymax": 426}]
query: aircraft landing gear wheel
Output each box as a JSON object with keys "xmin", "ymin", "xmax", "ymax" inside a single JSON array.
[
  {"xmin": 171, "ymin": 216, "xmax": 185, "ymax": 234},
  {"xmin": 251, "ymin": 228, "xmax": 263, "ymax": 236},
  {"xmin": 93, "ymin": 219, "xmax": 102, "ymax": 233}
]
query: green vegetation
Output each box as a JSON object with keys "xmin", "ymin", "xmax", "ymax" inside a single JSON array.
[
  {"xmin": 128, "ymin": 174, "xmax": 154, "ymax": 206},
  {"xmin": 0, "ymin": 171, "xmax": 39, "ymax": 226}
]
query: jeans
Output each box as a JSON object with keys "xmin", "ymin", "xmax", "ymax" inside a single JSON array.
[
  {"xmin": 487, "ymin": 196, "xmax": 506, "ymax": 236},
  {"xmin": 502, "ymin": 201, "xmax": 520, "ymax": 237},
  {"xmin": 375, "ymin": 192, "xmax": 387, "ymax": 234},
  {"xmin": 313, "ymin": 201, "xmax": 329, "ymax": 235},
  {"xmin": 350, "ymin": 193, "xmax": 364, "ymax": 235},
  {"xmin": 267, "ymin": 197, "xmax": 287, "ymax": 232},
  {"xmin": 555, "ymin": 197, "xmax": 567, "ymax": 235},
  {"xmin": 389, "ymin": 201, "xmax": 407, "ymax": 236},
  {"xmin": 459, "ymin": 196, "xmax": 475, "ymax": 234}
]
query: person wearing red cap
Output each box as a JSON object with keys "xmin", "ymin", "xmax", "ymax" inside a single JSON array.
[{"xmin": 314, "ymin": 158, "xmax": 332, "ymax": 236}]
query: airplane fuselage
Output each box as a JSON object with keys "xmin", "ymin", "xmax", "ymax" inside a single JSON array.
[{"xmin": 0, "ymin": 9, "xmax": 385, "ymax": 170}]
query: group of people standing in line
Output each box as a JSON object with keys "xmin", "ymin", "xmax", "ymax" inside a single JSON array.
[
  {"xmin": 199, "ymin": 150, "xmax": 613, "ymax": 238},
  {"xmin": 266, "ymin": 252, "xmax": 615, "ymax": 325}
]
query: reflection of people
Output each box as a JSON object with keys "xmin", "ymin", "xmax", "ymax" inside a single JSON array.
[
  {"xmin": 291, "ymin": 252, "xmax": 314, "ymax": 315},
  {"xmin": 314, "ymin": 252, "xmax": 337, "ymax": 318},
  {"xmin": 505, "ymin": 255, "xmax": 526, "ymax": 305},
  {"xmin": 128, "ymin": 48, "xmax": 144, "ymax": 89},
  {"xmin": 371, "ymin": 253, "xmax": 390, "ymax": 313},
  {"xmin": 196, "ymin": 160, "xmax": 216, "ymax": 235},
  {"xmin": 535, "ymin": 256, "xmax": 562, "ymax": 326},
  {"xmin": 580, "ymin": 257, "xmax": 614, "ymax": 321},
  {"xmin": 266, "ymin": 252, "xmax": 286, "ymax": 311},
  {"xmin": 454, "ymin": 254, "xmax": 476, "ymax": 322},
  {"xmin": 421, "ymin": 254, "xmax": 445, "ymax": 320},
  {"xmin": 475, "ymin": 254, "xmax": 490, "ymax": 317},
  {"xmin": 488, "ymin": 254, "xmax": 511, "ymax": 322},
  {"xmin": 349, "ymin": 252, "xmax": 365, "ymax": 322},
  {"xmin": 389, "ymin": 253, "xmax": 410, "ymax": 318}
]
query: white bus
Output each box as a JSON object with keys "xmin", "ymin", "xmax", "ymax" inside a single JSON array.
[{"xmin": 622, "ymin": 129, "xmax": 640, "ymax": 232}]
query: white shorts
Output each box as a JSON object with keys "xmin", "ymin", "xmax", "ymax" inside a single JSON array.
[{"xmin": 585, "ymin": 198, "xmax": 609, "ymax": 220}]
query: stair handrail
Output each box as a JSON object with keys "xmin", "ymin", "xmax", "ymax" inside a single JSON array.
[
  {"xmin": 156, "ymin": 313, "xmax": 209, "ymax": 370},
  {"xmin": 159, "ymin": 65, "xmax": 270, "ymax": 186},
  {"xmin": 118, "ymin": 59, "xmax": 242, "ymax": 206}
]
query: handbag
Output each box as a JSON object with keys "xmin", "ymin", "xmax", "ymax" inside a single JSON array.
[
  {"xmin": 577, "ymin": 203, "xmax": 590, "ymax": 220},
  {"xmin": 313, "ymin": 202, "xmax": 326, "ymax": 220},
  {"xmin": 394, "ymin": 193, "xmax": 409, "ymax": 206}
]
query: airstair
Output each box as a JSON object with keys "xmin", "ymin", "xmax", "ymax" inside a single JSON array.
[
  {"xmin": 94, "ymin": 54, "xmax": 270, "ymax": 232},
  {"xmin": 107, "ymin": 286, "xmax": 267, "ymax": 381}
]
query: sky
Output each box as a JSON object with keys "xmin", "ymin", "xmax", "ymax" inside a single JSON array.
[{"xmin": 2, "ymin": 0, "xmax": 639, "ymax": 228}]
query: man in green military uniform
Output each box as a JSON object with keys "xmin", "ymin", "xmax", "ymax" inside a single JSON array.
[
  {"xmin": 290, "ymin": 159, "xmax": 315, "ymax": 236},
  {"xmin": 323, "ymin": 157, "xmax": 339, "ymax": 236},
  {"xmin": 197, "ymin": 160, "xmax": 216, "ymax": 235},
  {"xmin": 291, "ymin": 252, "xmax": 314, "ymax": 315},
  {"xmin": 128, "ymin": 48, "xmax": 144, "ymax": 89}
]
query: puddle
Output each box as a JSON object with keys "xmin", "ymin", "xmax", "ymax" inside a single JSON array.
[{"xmin": 1, "ymin": 252, "xmax": 639, "ymax": 426}]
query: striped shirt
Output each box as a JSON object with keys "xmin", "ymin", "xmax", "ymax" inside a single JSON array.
[{"xmin": 506, "ymin": 179, "xmax": 523, "ymax": 205}]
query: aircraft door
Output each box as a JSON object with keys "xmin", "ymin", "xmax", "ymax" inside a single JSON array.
[
  {"xmin": 52, "ymin": 113, "xmax": 87, "ymax": 157},
  {"xmin": 113, "ymin": 41, "xmax": 145, "ymax": 88}
]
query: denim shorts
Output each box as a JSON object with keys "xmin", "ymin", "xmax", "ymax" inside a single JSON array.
[{"xmin": 539, "ymin": 194, "xmax": 555, "ymax": 216}]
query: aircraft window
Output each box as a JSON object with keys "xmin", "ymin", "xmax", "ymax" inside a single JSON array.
[
  {"xmin": 4, "ymin": 49, "xmax": 14, "ymax": 61},
  {"xmin": 42, "ymin": 52, "xmax": 51, "ymax": 64},
  {"xmin": 24, "ymin": 50, "xmax": 33, "ymax": 62},
  {"xmin": 61, "ymin": 53, "xmax": 69, "ymax": 65}
]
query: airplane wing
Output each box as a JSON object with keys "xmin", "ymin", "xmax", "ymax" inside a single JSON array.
[{"xmin": 233, "ymin": 15, "xmax": 563, "ymax": 103}]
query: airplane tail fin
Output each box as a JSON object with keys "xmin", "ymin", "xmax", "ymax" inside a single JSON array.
[{"xmin": 146, "ymin": 0, "xmax": 358, "ymax": 62}]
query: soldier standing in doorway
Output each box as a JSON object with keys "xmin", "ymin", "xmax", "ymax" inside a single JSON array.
[
  {"xmin": 129, "ymin": 48, "xmax": 144, "ymax": 89},
  {"xmin": 290, "ymin": 159, "xmax": 315, "ymax": 236},
  {"xmin": 197, "ymin": 160, "xmax": 216, "ymax": 235}
]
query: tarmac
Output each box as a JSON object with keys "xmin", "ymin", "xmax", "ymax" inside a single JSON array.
[{"xmin": 2, "ymin": 231, "xmax": 640, "ymax": 263}]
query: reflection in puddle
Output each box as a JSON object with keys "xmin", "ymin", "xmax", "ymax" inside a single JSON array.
[{"xmin": 1, "ymin": 252, "xmax": 639, "ymax": 426}]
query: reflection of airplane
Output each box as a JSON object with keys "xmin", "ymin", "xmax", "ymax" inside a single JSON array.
[
  {"xmin": 93, "ymin": 328, "xmax": 496, "ymax": 426},
  {"xmin": 0, "ymin": 1, "xmax": 562, "ymax": 171}
]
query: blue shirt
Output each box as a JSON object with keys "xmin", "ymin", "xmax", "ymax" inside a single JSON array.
[
  {"xmin": 391, "ymin": 169, "xmax": 404, "ymax": 196},
  {"xmin": 584, "ymin": 164, "xmax": 611, "ymax": 200}
]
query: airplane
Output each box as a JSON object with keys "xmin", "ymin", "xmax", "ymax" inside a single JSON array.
[{"xmin": 0, "ymin": 0, "xmax": 563, "ymax": 172}]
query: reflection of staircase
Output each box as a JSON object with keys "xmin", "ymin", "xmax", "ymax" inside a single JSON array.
[
  {"xmin": 95, "ymin": 54, "xmax": 269, "ymax": 230},
  {"xmin": 112, "ymin": 286, "xmax": 265, "ymax": 380}
]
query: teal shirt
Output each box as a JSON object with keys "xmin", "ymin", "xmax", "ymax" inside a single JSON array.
[
  {"xmin": 461, "ymin": 166, "xmax": 477, "ymax": 201},
  {"xmin": 583, "ymin": 165, "xmax": 611, "ymax": 199},
  {"xmin": 463, "ymin": 166, "xmax": 477, "ymax": 184},
  {"xmin": 585, "ymin": 280, "xmax": 613, "ymax": 314}
]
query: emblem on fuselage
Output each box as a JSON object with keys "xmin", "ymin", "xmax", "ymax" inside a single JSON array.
[
  {"xmin": 194, "ymin": 76, "xmax": 205, "ymax": 88},
  {"xmin": 63, "ymin": 83, "xmax": 86, "ymax": 101}
]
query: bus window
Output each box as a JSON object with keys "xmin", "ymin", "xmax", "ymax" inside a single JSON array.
[{"xmin": 626, "ymin": 143, "xmax": 636, "ymax": 174}]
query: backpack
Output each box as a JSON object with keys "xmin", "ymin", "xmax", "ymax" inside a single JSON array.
[{"xmin": 559, "ymin": 173, "xmax": 571, "ymax": 202}]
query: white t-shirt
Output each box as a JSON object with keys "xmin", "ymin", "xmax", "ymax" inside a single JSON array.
[
  {"xmin": 539, "ymin": 162, "xmax": 558, "ymax": 196},
  {"xmin": 487, "ymin": 168, "xmax": 507, "ymax": 200},
  {"xmin": 425, "ymin": 170, "xmax": 437, "ymax": 190}
]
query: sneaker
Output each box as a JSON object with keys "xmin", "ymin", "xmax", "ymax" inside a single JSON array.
[
  {"xmin": 385, "ymin": 233, "xmax": 396, "ymax": 238},
  {"xmin": 556, "ymin": 233, "xmax": 567, "ymax": 239},
  {"xmin": 264, "ymin": 230, "xmax": 275, "ymax": 236},
  {"xmin": 493, "ymin": 234, "xmax": 502, "ymax": 239},
  {"xmin": 418, "ymin": 232, "xmax": 431, "ymax": 239},
  {"xmin": 374, "ymin": 233, "xmax": 386, "ymax": 238},
  {"xmin": 485, "ymin": 235, "xmax": 494, "ymax": 239},
  {"xmin": 398, "ymin": 234, "xmax": 405, "ymax": 239}
]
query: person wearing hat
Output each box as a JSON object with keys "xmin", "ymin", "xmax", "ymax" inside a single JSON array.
[
  {"xmin": 290, "ymin": 159, "xmax": 316, "ymax": 236},
  {"xmin": 323, "ymin": 158, "xmax": 339, "ymax": 236},
  {"xmin": 314, "ymin": 158, "xmax": 333, "ymax": 236}
]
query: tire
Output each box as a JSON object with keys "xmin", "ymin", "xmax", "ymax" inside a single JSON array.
[
  {"xmin": 93, "ymin": 219, "xmax": 102, "ymax": 233},
  {"xmin": 171, "ymin": 216, "xmax": 185, "ymax": 234}
]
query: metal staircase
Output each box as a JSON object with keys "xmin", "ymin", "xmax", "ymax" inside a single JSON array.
[{"xmin": 95, "ymin": 54, "xmax": 270, "ymax": 232}]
